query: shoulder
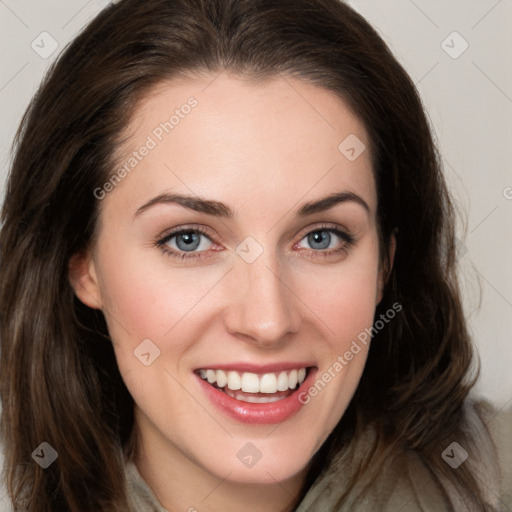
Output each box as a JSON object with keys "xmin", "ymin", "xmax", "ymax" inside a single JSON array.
[
  {"xmin": 476, "ymin": 399, "xmax": 512, "ymax": 508},
  {"xmin": 426, "ymin": 398, "xmax": 509, "ymax": 511},
  {"xmin": 0, "ymin": 437, "xmax": 166, "ymax": 512},
  {"xmin": 297, "ymin": 399, "xmax": 511, "ymax": 512},
  {"xmin": 125, "ymin": 460, "xmax": 168, "ymax": 512}
]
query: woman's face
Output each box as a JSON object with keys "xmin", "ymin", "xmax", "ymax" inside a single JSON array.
[{"xmin": 71, "ymin": 72, "xmax": 393, "ymax": 487}]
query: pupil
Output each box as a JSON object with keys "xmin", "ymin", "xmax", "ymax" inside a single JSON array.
[
  {"xmin": 309, "ymin": 231, "xmax": 330, "ymax": 250},
  {"xmin": 177, "ymin": 231, "xmax": 200, "ymax": 251}
]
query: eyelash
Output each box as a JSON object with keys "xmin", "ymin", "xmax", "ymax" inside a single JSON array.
[{"xmin": 155, "ymin": 223, "xmax": 355, "ymax": 261}]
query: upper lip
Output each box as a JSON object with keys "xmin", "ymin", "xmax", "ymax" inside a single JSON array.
[{"xmin": 194, "ymin": 362, "xmax": 316, "ymax": 373}]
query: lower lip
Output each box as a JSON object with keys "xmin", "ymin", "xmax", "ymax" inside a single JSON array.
[{"xmin": 196, "ymin": 369, "xmax": 317, "ymax": 424}]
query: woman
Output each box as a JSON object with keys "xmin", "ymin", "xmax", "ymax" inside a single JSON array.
[{"xmin": 0, "ymin": 0, "xmax": 509, "ymax": 510}]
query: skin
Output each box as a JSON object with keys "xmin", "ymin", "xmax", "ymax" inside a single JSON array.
[{"xmin": 70, "ymin": 71, "xmax": 396, "ymax": 512}]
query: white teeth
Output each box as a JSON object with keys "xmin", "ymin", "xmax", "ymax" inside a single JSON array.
[
  {"xmin": 241, "ymin": 372, "xmax": 260, "ymax": 393},
  {"xmin": 216, "ymin": 369, "xmax": 227, "ymax": 388},
  {"xmin": 288, "ymin": 369, "xmax": 298, "ymax": 389},
  {"xmin": 227, "ymin": 371, "xmax": 241, "ymax": 390},
  {"xmin": 198, "ymin": 367, "xmax": 309, "ymax": 394},
  {"xmin": 276, "ymin": 371, "xmax": 289, "ymax": 392},
  {"xmin": 259, "ymin": 373, "xmax": 277, "ymax": 394}
]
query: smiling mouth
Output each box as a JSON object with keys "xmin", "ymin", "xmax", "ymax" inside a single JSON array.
[{"xmin": 196, "ymin": 367, "xmax": 311, "ymax": 403}]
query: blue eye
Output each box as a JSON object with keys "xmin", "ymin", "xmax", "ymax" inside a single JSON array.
[
  {"xmin": 159, "ymin": 228, "xmax": 213, "ymax": 257},
  {"xmin": 303, "ymin": 230, "xmax": 335, "ymax": 250},
  {"xmin": 296, "ymin": 227, "xmax": 354, "ymax": 257},
  {"xmin": 172, "ymin": 231, "xmax": 210, "ymax": 252},
  {"xmin": 157, "ymin": 224, "xmax": 354, "ymax": 261}
]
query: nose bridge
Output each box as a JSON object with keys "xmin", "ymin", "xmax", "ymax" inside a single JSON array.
[{"xmin": 225, "ymin": 247, "xmax": 301, "ymax": 346}]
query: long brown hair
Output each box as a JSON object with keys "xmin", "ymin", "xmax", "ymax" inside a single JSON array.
[{"xmin": 0, "ymin": 0, "xmax": 491, "ymax": 510}]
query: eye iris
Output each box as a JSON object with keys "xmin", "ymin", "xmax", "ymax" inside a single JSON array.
[
  {"xmin": 176, "ymin": 231, "xmax": 201, "ymax": 251},
  {"xmin": 308, "ymin": 230, "xmax": 331, "ymax": 250},
  {"xmin": 170, "ymin": 229, "xmax": 337, "ymax": 254}
]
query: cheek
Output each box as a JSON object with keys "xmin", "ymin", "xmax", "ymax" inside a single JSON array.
[
  {"xmin": 322, "ymin": 270, "xmax": 379, "ymax": 348},
  {"xmin": 96, "ymin": 230, "xmax": 381, "ymax": 365},
  {"xmin": 94, "ymin": 244, "xmax": 227, "ymax": 360},
  {"xmin": 291, "ymin": 241, "xmax": 380, "ymax": 422},
  {"xmin": 295, "ymin": 247, "xmax": 381, "ymax": 348}
]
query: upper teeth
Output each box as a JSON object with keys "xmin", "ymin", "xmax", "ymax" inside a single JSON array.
[{"xmin": 199, "ymin": 368, "xmax": 307, "ymax": 394}]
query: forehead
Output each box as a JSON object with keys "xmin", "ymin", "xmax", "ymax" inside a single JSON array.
[{"xmin": 103, "ymin": 71, "xmax": 376, "ymax": 220}]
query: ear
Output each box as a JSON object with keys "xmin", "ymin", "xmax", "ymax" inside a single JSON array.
[
  {"xmin": 376, "ymin": 229, "xmax": 397, "ymax": 305},
  {"xmin": 68, "ymin": 249, "xmax": 103, "ymax": 309}
]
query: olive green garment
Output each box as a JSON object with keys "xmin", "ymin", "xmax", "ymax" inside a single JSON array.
[{"xmin": 125, "ymin": 400, "xmax": 512, "ymax": 512}]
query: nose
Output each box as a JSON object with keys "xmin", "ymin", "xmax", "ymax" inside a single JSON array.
[{"xmin": 223, "ymin": 253, "xmax": 302, "ymax": 348}]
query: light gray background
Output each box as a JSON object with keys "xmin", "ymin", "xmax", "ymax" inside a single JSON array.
[{"xmin": 1, "ymin": 0, "xmax": 511, "ymax": 413}]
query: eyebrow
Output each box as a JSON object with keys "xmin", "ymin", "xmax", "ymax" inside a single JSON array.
[{"xmin": 134, "ymin": 190, "xmax": 370, "ymax": 218}]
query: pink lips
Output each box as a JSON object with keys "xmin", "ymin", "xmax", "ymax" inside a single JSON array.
[{"xmin": 196, "ymin": 365, "xmax": 317, "ymax": 424}]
